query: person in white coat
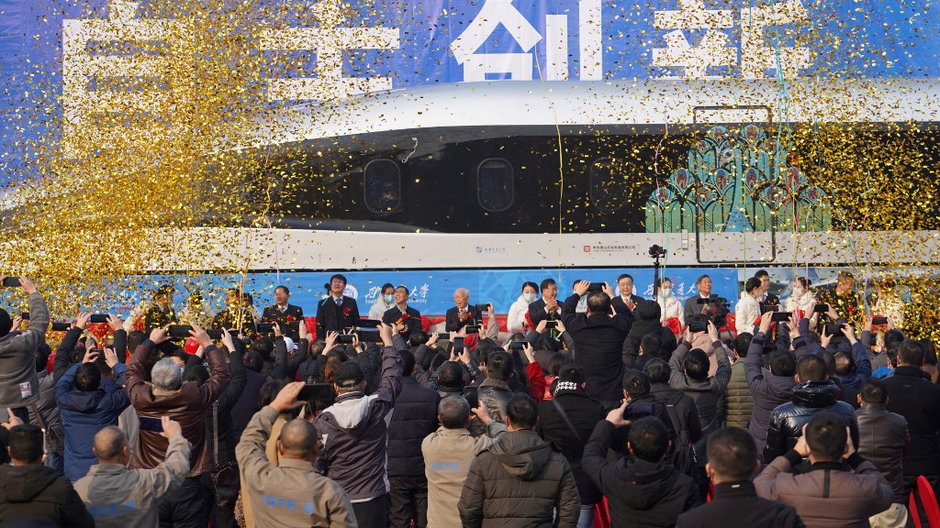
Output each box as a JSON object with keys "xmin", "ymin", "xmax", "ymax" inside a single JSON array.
[
  {"xmin": 735, "ymin": 277, "xmax": 763, "ymax": 334},
  {"xmin": 368, "ymin": 283, "xmax": 396, "ymax": 321},
  {"xmin": 507, "ymin": 281, "xmax": 539, "ymax": 334},
  {"xmin": 784, "ymin": 277, "xmax": 816, "ymax": 319}
]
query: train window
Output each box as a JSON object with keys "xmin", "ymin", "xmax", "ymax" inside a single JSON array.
[
  {"xmin": 590, "ymin": 157, "xmax": 627, "ymax": 210},
  {"xmin": 476, "ymin": 158, "xmax": 514, "ymax": 212},
  {"xmin": 363, "ymin": 159, "xmax": 401, "ymax": 214}
]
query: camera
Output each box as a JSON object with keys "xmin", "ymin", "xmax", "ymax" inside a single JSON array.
[
  {"xmin": 624, "ymin": 403, "xmax": 655, "ymax": 420},
  {"xmin": 648, "ymin": 245, "xmax": 666, "ymax": 258},
  {"xmin": 473, "ymin": 303, "xmax": 490, "ymax": 313}
]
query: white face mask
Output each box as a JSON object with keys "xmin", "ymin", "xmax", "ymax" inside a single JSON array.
[
  {"xmin": 523, "ymin": 292, "xmax": 538, "ymax": 303},
  {"xmin": 793, "ymin": 287, "xmax": 805, "ymax": 297},
  {"xmin": 383, "ymin": 294, "xmax": 394, "ymax": 304},
  {"xmin": 661, "ymin": 288, "xmax": 673, "ymax": 298}
]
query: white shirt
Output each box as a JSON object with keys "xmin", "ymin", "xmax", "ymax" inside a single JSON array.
[
  {"xmin": 507, "ymin": 295, "xmax": 530, "ymax": 333},
  {"xmin": 735, "ymin": 292, "xmax": 762, "ymax": 332},
  {"xmin": 369, "ymin": 298, "xmax": 394, "ymax": 321},
  {"xmin": 784, "ymin": 291, "xmax": 816, "ymax": 315},
  {"xmin": 657, "ymin": 294, "xmax": 684, "ymax": 323}
]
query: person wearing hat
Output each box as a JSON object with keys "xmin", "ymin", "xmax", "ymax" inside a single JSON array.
[
  {"xmin": 0, "ymin": 276, "xmax": 50, "ymax": 424},
  {"xmin": 313, "ymin": 322, "xmax": 403, "ymax": 527}
]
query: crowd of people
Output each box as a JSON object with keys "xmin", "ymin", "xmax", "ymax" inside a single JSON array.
[{"xmin": 0, "ymin": 269, "xmax": 935, "ymax": 528}]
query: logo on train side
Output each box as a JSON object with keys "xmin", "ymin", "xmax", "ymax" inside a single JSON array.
[{"xmin": 583, "ymin": 245, "xmax": 592, "ymax": 252}]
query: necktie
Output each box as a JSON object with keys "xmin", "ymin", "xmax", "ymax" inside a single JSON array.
[
  {"xmin": 335, "ymin": 297, "xmax": 342, "ymax": 307},
  {"xmin": 279, "ymin": 305, "xmax": 286, "ymax": 313}
]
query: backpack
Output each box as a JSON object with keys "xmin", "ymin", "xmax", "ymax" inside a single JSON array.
[{"xmin": 664, "ymin": 402, "xmax": 697, "ymax": 475}]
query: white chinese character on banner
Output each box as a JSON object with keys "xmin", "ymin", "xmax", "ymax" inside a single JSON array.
[
  {"xmin": 258, "ymin": 0, "xmax": 399, "ymax": 101},
  {"xmin": 62, "ymin": 0, "xmax": 187, "ymax": 156},
  {"xmin": 450, "ymin": 0, "xmax": 542, "ymax": 81},
  {"xmin": 450, "ymin": 0, "xmax": 603, "ymax": 81},
  {"xmin": 652, "ymin": 0, "xmax": 734, "ymax": 78},
  {"xmin": 740, "ymin": 0, "xmax": 810, "ymax": 79},
  {"xmin": 417, "ymin": 283, "xmax": 430, "ymax": 299}
]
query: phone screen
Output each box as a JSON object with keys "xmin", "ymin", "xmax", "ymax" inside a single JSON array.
[{"xmin": 138, "ymin": 416, "xmax": 164, "ymax": 433}]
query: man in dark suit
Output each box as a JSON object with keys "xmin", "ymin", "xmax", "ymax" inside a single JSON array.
[
  {"xmin": 315, "ymin": 274, "xmax": 360, "ymax": 335},
  {"xmin": 445, "ymin": 288, "xmax": 480, "ymax": 332},
  {"xmin": 262, "ymin": 285, "xmax": 304, "ymax": 339},
  {"xmin": 683, "ymin": 274, "xmax": 729, "ymax": 328},
  {"xmin": 528, "ymin": 278, "xmax": 560, "ymax": 329},
  {"xmin": 383, "ymin": 285, "xmax": 422, "ymax": 340},
  {"xmin": 611, "ymin": 273, "xmax": 644, "ymax": 316},
  {"xmin": 560, "ymin": 280, "xmax": 632, "ymax": 408}
]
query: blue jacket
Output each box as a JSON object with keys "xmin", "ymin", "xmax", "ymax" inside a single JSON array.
[{"xmin": 54, "ymin": 362, "xmax": 130, "ymax": 482}]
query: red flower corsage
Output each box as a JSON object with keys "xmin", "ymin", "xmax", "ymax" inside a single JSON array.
[
  {"xmin": 342, "ymin": 307, "xmax": 351, "ymax": 317},
  {"xmin": 400, "ymin": 313, "xmax": 410, "ymax": 321},
  {"xmin": 286, "ymin": 315, "xmax": 296, "ymax": 322}
]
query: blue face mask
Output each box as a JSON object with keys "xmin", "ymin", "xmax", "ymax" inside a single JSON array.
[{"xmin": 383, "ymin": 294, "xmax": 394, "ymax": 303}]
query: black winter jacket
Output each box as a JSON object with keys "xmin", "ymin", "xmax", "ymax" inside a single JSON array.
[
  {"xmin": 458, "ymin": 429, "xmax": 581, "ymax": 528},
  {"xmin": 583, "ymin": 420, "xmax": 701, "ymax": 527},
  {"xmin": 763, "ymin": 380, "xmax": 859, "ymax": 462},
  {"xmin": 560, "ymin": 294, "xmax": 632, "ymax": 403},
  {"xmin": 0, "ymin": 463, "xmax": 94, "ymax": 527},
  {"xmin": 745, "ymin": 331, "xmax": 797, "ymax": 455},
  {"xmin": 537, "ymin": 390, "xmax": 605, "ymax": 505},
  {"xmin": 883, "ymin": 366, "xmax": 940, "ymax": 479},
  {"xmin": 387, "ymin": 376, "xmax": 439, "ymax": 478},
  {"xmin": 676, "ymin": 481, "xmax": 804, "ymax": 528}
]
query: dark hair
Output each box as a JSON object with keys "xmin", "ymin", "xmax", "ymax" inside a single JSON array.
[
  {"xmin": 539, "ymin": 278, "xmax": 556, "ymax": 292},
  {"xmin": 628, "ymin": 416, "xmax": 669, "ymax": 463},
  {"xmin": 127, "ymin": 331, "xmax": 146, "ymax": 355},
  {"xmin": 520, "ymin": 281, "xmax": 538, "ymax": 293},
  {"xmin": 684, "ymin": 348, "xmax": 710, "ymax": 382},
  {"xmin": 184, "ymin": 364, "xmax": 210, "ymax": 385},
  {"xmin": 557, "ymin": 365, "xmax": 585, "ymax": 384},
  {"xmin": 505, "ymin": 394, "xmax": 538, "ymax": 430},
  {"xmin": 707, "ymin": 427, "xmax": 757, "ymax": 480},
  {"xmin": 259, "ymin": 378, "xmax": 287, "ymax": 408},
  {"xmin": 643, "ymin": 358, "xmax": 670, "ymax": 384},
  {"xmin": 923, "ymin": 339, "xmax": 937, "ymax": 366},
  {"xmin": 35, "ymin": 343, "xmax": 51, "ymax": 373},
  {"xmin": 400, "ymin": 349, "xmax": 416, "ymax": 377},
  {"xmin": 833, "ymin": 351, "xmax": 854, "ymax": 376},
  {"xmin": 617, "ymin": 274, "xmax": 634, "ymax": 283},
  {"xmin": 396, "ymin": 285, "xmax": 410, "ymax": 295},
  {"xmin": 8, "ymin": 424, "xmax": 44, "ymax": 463},
  {"xmin": 769, "ymin": 351, "xmax": 796, "ymax": 377},
  {"xmin": 330, "ymin": 274, "xmax": 347, "ymax": 286},
  {"xmin": 409, "ymin": 331, "xmax": 429, "ymax": 347},
  {"xmin": 805, "ymin": 411, "xmax": 847, "ymax": 461},
  {"xmin": 439, "ymin": 396, "xmax": 471, "ymax": 429},
  {"xmin": 75, "ymin": 363, "xmax": 102, "ymax": 392},
  {"xmin": 437, "ymin": 362, "xmax": 466, "ymax": 392},
  {"xmin": 795, "ymin": 277, "xmax": 811, "ymax": 289},
  {"xmin": 696, "ymin": 274, "xmax": 711, "ymax": 285},
  {"xmin": 860, "ymin": 378, "xmax": 888, "ymax": 404},
  {"xmin": 745, "ymin": 277, "xmax": 762, "ymax": 294},
  {"xmin": 586, "ymin": 291, "xmax": 611, "ymax": 314},
  {"xmin": 898, "ymin": 340, "xmax": 925, "ymax": 366},
  {"xmin": 640, "ymin": 333, "xmax": 661, "ymax": 358},
  {"xmin": 797, "ymin": 354, "xmax": 828, "ymax": 382},
  {"xmin": 623, "ymin": 370, "xmax": 651, "ymax": 398},
  {"xmin": 754, "ymin": 270, "xmax": 770, "ymax": 279},
  {"xmin": 486, "ymin": 351, "xmax": 513, "ymax": 382},
  {"xmin": 244, "ymin": 351, "xmax": 264, "ymax": 373},
  {"xmin": 654, "ymin": 277, "xmax": 672, "ymax": 289},
  {"xmin": 734, "ymin": 333, "xmax": 752, "ymax": 358},
  {"xmin": 547, "ymin": 353, "xmax": 569, "ymax": 377},
  {"xmin": 885, "ymin": 329, "xmax": 906, "ymax": 350},
  {"xmin": 252, "ymin": 337, "xmax": 275, "ymax": 361},
  {"xmin": 275, "ymin": 285, "xmax": 290, "ymax": 295}
]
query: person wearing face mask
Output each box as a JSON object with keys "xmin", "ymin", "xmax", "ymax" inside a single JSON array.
[
  {"xmin": 369, "ymin": 283, "xmax": 396, "ymax": 321},
  {"xmin": 784, "ymin": 277, "xmax": 816, "ymax": 320},
  {"xmin": 657, "ymin": 278, "xmax": 685, "ymax": 336},
  {"xmin": 508, "ymin": 281, "xmax": 539, "ymax": 334}
]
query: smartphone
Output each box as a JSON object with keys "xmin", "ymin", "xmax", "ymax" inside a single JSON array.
[
  {"xmin": 545, "ymin": 320, "xmax": 557, "ymax": 329},
  {"xmin": 357, "ymin": 319, "xmax": 381, "ymax": 328},
  {"xmin": 168, "ymin": 325, "xmax": 193, "ymax": 339},
  {"xmin": 689, "ymin": 321, "xmax": 708, "ymax": 333},
  {"xmin": 89, "ymin": 314, "xmax": 109, "ymax": 324},
  {"xmin": 465, "ymin": 325, "xmax": 480, "ymax": 334},
  {"xmin": 814, "ymin": 304, "xmax": 829, "ymax": 313},
  {"xmin": 872, "ymin": 316, "xmax": 888, "ymax": 325},
  {"xmin": 298, "ymin": 383, "xmax": 334, "ymax": 402},
  {"xmin": 771, "ymin": 311, "xmax": 792, "ymax": 322},
  {"xmin": 286, "ymin": 321, "xmax": 300, "ymax": 331},
  {"xmin": 825, "ymin": 323, "xmax": 845, "ymax": 336},
  {"xmin": 474, "ymin": 303, "xmax": 490, "ymax": 313},
  {"xmin": 2, "ymin": 277, "xmax": 20, "ymax": 288},
  {"xmin": 508, "ymin": 341, "xmax": 525, "ymax": 351},
  {"xmin": 452, "ymin": 336, "xmax": 465, "ymax": 352},
  {"xmin": 436, "ymin": 333, "xmax": 450, "ymax": 340},
  {"xmin": 52, "ymin": 322, "xmax": 70, "ymax": 331},
  {"xmin": 256, "ymin": 323, "xmax": 275, "ymax": 334},
  {"xmin": 760, "ymin": 305, "xmax": 775, "ymax": 314},
  {"xmin": 588, "ymin": 282, "xmax": 605, "ymax": 292},
  {"xmin": 206, "ymin": 329, "xmax": 224, "ymax": 339},
  {"xmin": 356, "ymin": 329, "xmax": 382, "ymax": 342},
  {"xmin": 337, "ymin": 334, "xmax": 355, "ymax": 344},
  {"xmin": 138, "ymin": 416, "xmax": 164, "ymax": 433},
  {"xmin": 19, "ymin": 312, "xmax": 28, "ymax": 321}
]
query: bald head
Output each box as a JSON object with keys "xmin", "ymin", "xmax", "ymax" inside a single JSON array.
[
  {"xmin": 93, "ymin": 426, "xmax": 128, "ymax": 463},
  {"xmin": 278, "ymin": 419, "xmax": 318, "ymax": 459}
]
